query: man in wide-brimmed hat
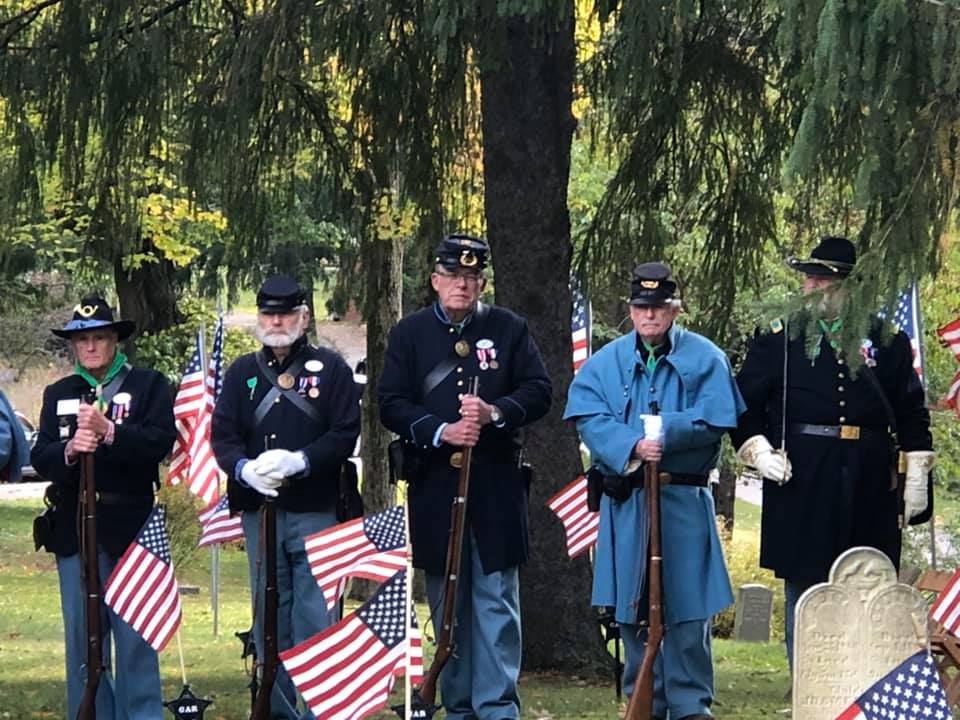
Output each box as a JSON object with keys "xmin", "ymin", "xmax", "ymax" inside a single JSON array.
[
  {"xmin": 731, "ymin": 236, "xmax": 935, "ymax": 673},
  {"xmin": 32, "ymin": 296, "xmax": 176, "ymax": 719}
]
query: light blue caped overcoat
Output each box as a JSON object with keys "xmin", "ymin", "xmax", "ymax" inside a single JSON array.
[{"xmin": 564, "ymin": 323, "xmax": 745, "ymax": 624}]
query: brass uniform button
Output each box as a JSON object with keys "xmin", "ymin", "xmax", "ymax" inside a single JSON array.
[{"xmin": 450, "ymin": 451, "xmax": 463, "ymax": 469}]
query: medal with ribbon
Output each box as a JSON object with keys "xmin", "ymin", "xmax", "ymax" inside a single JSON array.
[{"xmin": 111, "ymin": 392, "xmax": 132, "ymax": 425}]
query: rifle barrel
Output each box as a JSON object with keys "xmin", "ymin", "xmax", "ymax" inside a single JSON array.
[
  {"xmin": 75, "ymin": 450, "xmax": 102, "ymax": 720},
  {"xmin": 624, "ymin": 406, "xmax": 663, "ymax": 720},
  {"xmin": 252, "ymin": 438, "xmax": 279, "ymax": 720},
  {"xmin": 417, "ymin": 376, "xmax": 479, "ymax": 706}
]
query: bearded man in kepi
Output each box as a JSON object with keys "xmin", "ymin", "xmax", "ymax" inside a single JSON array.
[{"xmin": 211, "ymin": 275, "xmax": 360, "ymax": 719}]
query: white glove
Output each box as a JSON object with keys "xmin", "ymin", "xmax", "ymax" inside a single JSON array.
[
  {"xmin": 903, "ymin": 451, "xmax": 935, "ymax": 523},
  {"xmin": 253, "ymin": 449, "xmax": 307, "ymax": 480},
  {"xmin": 737, "ymin": 434, "xmax": 792, "ymax": 484},
  {"xmin": 640, "ymin": 415, "xmax": 663, "ymax": 441},
  {"xmin": 240, "ymin": 461, "xmax": 282, "ymax": 497}
]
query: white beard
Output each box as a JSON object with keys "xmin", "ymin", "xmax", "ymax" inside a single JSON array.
[{"xmin": 256, "ymin": 326, "xmax": 303, "ymax": 348}]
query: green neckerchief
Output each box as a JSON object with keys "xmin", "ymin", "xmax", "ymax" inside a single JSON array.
[
  {"xmin": 641, "ymin": 340, "xmax": 663, "ymax": 374},
  {"xmin": 812, "ymin": 317, "xmax": 843, "ymax": 359},
  {"xmin": 74, "ymin": 350, "xmax": 129, "ymax": 392}
]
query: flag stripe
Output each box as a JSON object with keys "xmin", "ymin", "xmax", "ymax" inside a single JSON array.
[
  {"xmin": 546, "ymin": 474, "xmax": 599, "ymax": 558},
  {"xmin": 306, "ymin": 506, "xmax": 406, "ymax": 611}
]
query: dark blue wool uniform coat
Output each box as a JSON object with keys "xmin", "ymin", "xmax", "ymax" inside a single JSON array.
[
  {"xmin": 731, "ymin": 323, "xmax": 932, "ymax": 582},
  {"xmin": 212, "ymin": 336, "xmax": 361, "ymax": 513},
  {"xmin": 32, "ymin": 368, "xmax": 176, "ymax": 558},
  {"xmin": 378, "ymin": 302, "xmax": 552, "ymax": 576}
]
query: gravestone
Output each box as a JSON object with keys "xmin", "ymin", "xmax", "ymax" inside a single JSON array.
[
  {"xmin": 733, "ymin": 583, "xmax": 773, "ymax": 642},
  {"xmin": 792, "ymin": 547, "xmax": 928, "ymax": 719}
]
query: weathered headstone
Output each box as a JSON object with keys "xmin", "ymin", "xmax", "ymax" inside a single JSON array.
[
  {"xmin": 792, "ymin": 547, "xmax": 928, "ymax": 719},
  {"xmin": 733, "ymin": 583, "xmax": 773, "ymax": 642}
]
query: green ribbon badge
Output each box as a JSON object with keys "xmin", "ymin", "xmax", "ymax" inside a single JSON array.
[{"xmin": 246, "ymin": 376, "xmax": 258, "ymax": 399}]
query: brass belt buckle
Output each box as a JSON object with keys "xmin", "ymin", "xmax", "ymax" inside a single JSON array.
[
  {"xmin": 449, "ymin": 451, "xmax": 463, "ymax": 469},
  {"xmin": 839, "ymin": 424, "xmax": 860, "ymax": 440}
]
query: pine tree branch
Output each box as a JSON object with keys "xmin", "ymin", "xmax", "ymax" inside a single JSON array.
[
  {"xmin": 0, "ymin": 0, "xmax": 60, "ymax": 32},
  {"xmin": 0, "ymin": 0, "xmax": 60, "ymax": 52}
]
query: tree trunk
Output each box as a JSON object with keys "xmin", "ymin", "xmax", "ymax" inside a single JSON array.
[
  {"xmin": 113, "ymin": 249, "xmax": 182, "ymax": 342},
  {"xmin": 352, "ymin": 232, "xmax": 404, "ymax": 601},
  {"xmin": 478, "ymin": 6, "xmax": 608, "ymax": 675},
  {"xmin": 714, "ymin": 462, "xmax": 736, "ymax": 532}
]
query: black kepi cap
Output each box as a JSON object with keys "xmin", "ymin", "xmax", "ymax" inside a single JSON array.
[
  {"xmin": 434, "ymin": 234, "xmax": 488, "ymax": 271},
  {"xmin": 256, "ymin": 275, "xmax": 307, "ymax": 313},
  {"xmin": 787, "ymin": 236, "xmax": 856, "ymax": 277},
  {"xmin": 52, "ymin": 296, "xmax": 135, "ymax": 340},
  {"xmin": 629, "ymin": 262, "xmax": 678, "ymax": 306}
]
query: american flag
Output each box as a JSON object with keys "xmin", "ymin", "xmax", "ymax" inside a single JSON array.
[
  {"xmin": 936, "ymin": 316, "xmax": 960, "ymax": 416},
  {"xmin": 945, "ymin": 370, "xmax": 960, "ymax": 417},
  {"xmin": 937, "ymin": 315, "xmax": 960, "ymax": 362},
  {"xmin": 834, "ymin": 650, "xmax": 948, "ymax": 720},
  {"xmin": 305, "ymin": 506, "xmax": 407, "ymax": 611},
  {"xmin": 930, "ymin": 566, "xmax": 960, "ymax": 636},
  {"xmin": 546, "ymin": 474, "xmax": 598, "ymax": 559},
  {"xmin": 890, "ymin": 284, "xmax": 925, "ymax": 382},
  {"xmin": 104, "ymin": 506, "xmax": 182, "ymax": 652},
  {"xmin": 168, "ymin": 318, "xmax": 224, "ymax": 504},
  {"xmin": 571, "ymin": 275, "xmax": 591, "ymax": 373},
  {"xmin": 280, "ymin": 570, "xmax": 423, "ymax": 720},
  {"xmin": 197, "ymin": 494, "xmax": 243, "ymax": 548}
]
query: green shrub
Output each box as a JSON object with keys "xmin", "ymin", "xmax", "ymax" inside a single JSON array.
[
  {"xmin": 133, "ymin": 296, "xmax": 258, "ymax": 384},
  {"xmin": 158, "ymin": 481, "xmax": 206, "ymax": 573},
  {"xmin": 713, "ymin": 524, "xmax": 785, "ymax": 643}
]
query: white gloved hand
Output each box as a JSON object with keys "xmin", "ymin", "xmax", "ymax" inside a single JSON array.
[
  {"xmin": 737, "ymin": 434, "xmax": 792, "ymax": 484},
  {"xmin": 240, "ymin": 461, "xmax": 282, "ymax": 497},
  {"xmin": 640, "ymin": 414, "xmax": 663, "ymax": 441},
  {"xmin": 253, "ymin": 448, "xmax": 307, "ymax": 480},
  {"xmin": 903, "ymin": 451, "xmax": 935, "ymax": 523}
]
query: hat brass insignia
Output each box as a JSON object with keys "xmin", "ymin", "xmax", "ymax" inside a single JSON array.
[
  {"xmin": 75, "ymin": 304, "xmax": 98, "ymax": 318},
  {"xmin": 640, "ymin": 280, "xmax": 659, "ymax": 289},
  {"xmin": 459, "ymin": 250, "xmax": 478, "ymax": 267}
]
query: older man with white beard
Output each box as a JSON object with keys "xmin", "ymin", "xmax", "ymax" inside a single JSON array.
[{"xmin": 212, "ymin": 275, "xmax": 361, "ymax": 720}]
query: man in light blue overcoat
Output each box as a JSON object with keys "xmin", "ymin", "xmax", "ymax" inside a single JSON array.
[{"xmin": 564, "ymin": 262, "xmax": 744, "ymax": 720}]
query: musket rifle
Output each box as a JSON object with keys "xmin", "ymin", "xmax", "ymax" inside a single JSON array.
[
  {"xmin": 75, "ymin": 394, "xmax": 103, "ymax": 720},
  {"xmin": 624, "ymin": 401, "xmax": 663, "ymax": 720},
  {"xmin": 251, "ymin": 436, "xmax": 279, "ymax": 720},
  {"xmin": 413, "ymin": 376, "xmax": 480, "ymax": 716}
]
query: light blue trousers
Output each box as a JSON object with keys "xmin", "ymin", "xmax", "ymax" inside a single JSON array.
[
  {"xmin": 57, "ymin": 550, "xmax": 162, "ymax": 720},
  {"xmin": 425, "ymin": 532, "xmax": 521, "ymax": 720},
  {"xmin": 621, "ymin": 618, "xmax": 714, "ymax": 719},
  {"xmin": 242, "ymin": 508, "xmax": 338, "ymax": 720}
]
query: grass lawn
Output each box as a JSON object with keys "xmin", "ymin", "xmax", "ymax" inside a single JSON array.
[{"xmin": 0, "ymin": 496, "xmax": 795, "ymax": 718}]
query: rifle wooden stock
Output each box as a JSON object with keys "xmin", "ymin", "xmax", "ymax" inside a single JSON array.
[
  {"xmin": 252, "ymin": 438, "xmax": 279, "ymax": 720},
  {"xmin": 75, "ymin": 450, "xmax": 102, "ymax": 720},
  {"xmin": 417, "ymin": 376, "xmax": 479, "ymax": 707},
  {"xmin": 624, "ymin": 457, "xmax": 663, "ymax": 720}
]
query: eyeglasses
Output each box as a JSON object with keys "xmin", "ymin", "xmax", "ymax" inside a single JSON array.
[{"xmin": 435, "ymin": 270, "xmax": 482, "ymax": 285}]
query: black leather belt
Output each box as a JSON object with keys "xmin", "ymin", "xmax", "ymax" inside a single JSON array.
[
  {"xmin": 630, "ymin": 471, "xmax": 708, "ymax": 488},
  {"xmin": 97, "ymin": 492, "xmax": 153, "ymax": 506},
  {"xmin": 788, "ymin": 423, "xmax": 884, "ymax": 441}
]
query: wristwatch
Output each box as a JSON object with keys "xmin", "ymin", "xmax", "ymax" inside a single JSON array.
[{"xmin": 489, "ymin": 405, "xmax": 503, "ymax": 425}]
